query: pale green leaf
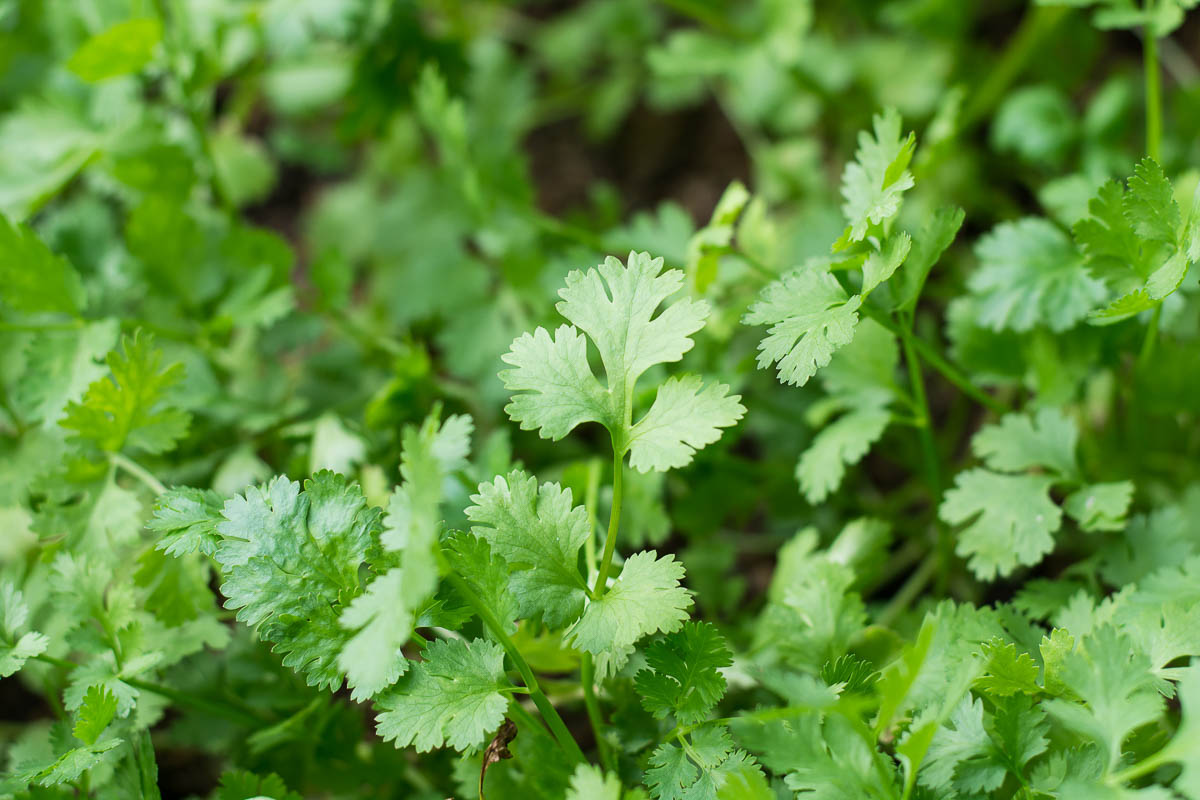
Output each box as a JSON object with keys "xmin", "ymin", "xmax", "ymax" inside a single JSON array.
[
  {"xmin": 744, "ymin": 268, "xmax": 862, "ymax": 387},
  {"xmin": 375, "ymin": 638, "xmax": 510, "ymax": 753},
  {"xmin": 627, "ymin": 375, "xmax": 744, "ymax": 472}
]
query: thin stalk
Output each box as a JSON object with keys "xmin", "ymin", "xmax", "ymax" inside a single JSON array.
[
  {"xmin": 442, "ymin": 570, "xmax": 586, "ymax": 765},
  {"xmin": 152, "ymin": 0, "xmax": 232, "ymax": 212},
  {"xmin": 877, "ymin": 554, "xmax": 939, "ymax": 629},
  {"xmin": 1139, "ymin": 25, "xmax": 1164, "ymax": 365},
  {"xmin": 1144, "ymin": 26, "xmax": 1162, "ymax": 162},
  {"xmin": 961, "ymin": 5, "xmax": 1069, "ymax": 129},
  {"xmin": 583, "ymin": 457, "xmax": 602, "ymax": 583},
  {"xmin": 1107, "ymin": 745, "xmax": 1176, "ymax": 786},
  {"xmin": 861, "ymin": 304, "xmax": 1007, "ymax": 414},
  {"xmin": 591, "ymin": 449, "xmax": 625, "ymax": 596},
  {"xmin": 109, "ymin": 452, "xmax": 168, "ymax": 496},
  {"xmin": 580, "ymin": 654, "xmax": 614, "ymax": 770},
  {"xmin": 33, "ymin": 654, "xmax": 266, "ymax": 727},
  {"xmin": 580, "ymin": 458, "xmax": 613, "ymax": 769},
  {"xmin": 900, "ymin": 329, "xmax": 947, "ymax": 592},
  {"xmin": 1139, "ymin": 303, "xmax": 1163, "ymax": 367}
]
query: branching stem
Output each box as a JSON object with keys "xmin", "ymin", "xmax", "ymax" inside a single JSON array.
[{"xmin": 441, "ymin": 570, "xmax": 586, "ymax": 765}]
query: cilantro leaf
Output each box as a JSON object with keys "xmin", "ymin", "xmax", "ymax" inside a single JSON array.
[
  {"xmin": 0, "ymin": 212, "xmax": 85, "ymax": 314},
  {"xmin": 150, "ymin": 487, "xmax": 225, "ymax": 557},
  {"xmin": 466, "ymin": 469, "xmax": 590, "ymax": 628},
  {"xmin": 566, "ymin": 551, "xmax": 692, "ymax": 662},
  {"xmin": 796, "ymin": 403, "xmax": 890, "ymax": 504},
  {"xmin": 557, "ymin": 251, "xmax": 709, "ymax": 391},
  {"xmin": 969, "ymin": 217, "xmax": 1106, "ymax": 333},
  {"xmin": 215, "ymin": 771, "xmax": 302, "ymax": 800},
  {"xmin": 501, "ymin": 324, "xmax": 610, "ymax": 440},
  {"xmin": 0, "ymin": 583, "xmax": 50, "ymax": 677},
  {"xmin": 61, "ymin": 332, "xmax": 191, "ymax": 455},
  {"xmin": 627, "ymin": 375, "xmax": 745, "ymax": 473},
  {"xmin": 893, "ymin": 206, "xmax": 966, "ymax": 313},
  {"xmin": 839, "ymin": 107, "xmax": 916, "ymax": 243},
  {"xmin": 502, "ymin": 252, "xmax": 741, "ymax": 470},
  {"xmin": 13, "ymin": 321, "xmax": 120, "ymax": 426},
  {"xmin": 971, "ymin": 407, "xmax": 1079, "ymax": 478},
  {"xmin": 216, "ymin": 472, "xmax": 381, "ymax": 691},
  {"xmin": 1043, "ymin": 626, "xmax": 1162, "ymax": 770},
  {"xmin": 861, "ymin": 231, "xmax": 912, "ymax": 296},
  {"xmin": 940, "ymin": 470, "xmax": 1061, "ymax": 580},
  {"xmin": 1064, "ymin": 481, "xmax": 1134, "ymax": 532},
  {"xmin": 567, "ymin": 764, "xmax": 622, "ymax": 800},
  {"xmin": 635, "ymin": 621, "xmax": 732, "ymax": 725},
  {"xmin": 375, "ymin": 638, "xmax": 511, "ymax": 753},
  {"xmin": 647, "ymin": 726, "xmax": 761, "ymax": 800},
  {"xmin": 72, "ymin": 685, "xmax": 118, "ymax": 746},
  {"xmin": 975, "ymin": 639, "xmax": 1042, "ymax": 697},
  {"xmin": 743, "ymin": 269, "xmax": 862, "ymax": 387}
]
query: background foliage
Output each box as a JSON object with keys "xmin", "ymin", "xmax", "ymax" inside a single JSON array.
[{"xmin": 3, "ymin": 0, "xmax": 1200, "ymax": 798}]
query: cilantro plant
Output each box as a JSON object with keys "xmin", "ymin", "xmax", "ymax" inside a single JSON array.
[{"xmin": 4, "ymin": 1, "xmax": 1200, "ymax": 799}]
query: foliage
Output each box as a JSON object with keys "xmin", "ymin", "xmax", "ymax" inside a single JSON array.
[{"xmin": 3, "ymin": 1, "xmax": 1200, "ymax": 799}]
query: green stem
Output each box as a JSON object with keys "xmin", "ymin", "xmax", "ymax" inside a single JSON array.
[
  {"xmin": 580, "ymin": 654, "xmax": 614, "ymax": 770},
  {"xmin": 900, "ymin": 328, "xmax": 947, "ymax": 592},
  {"xmin": 109, "ymin": 452, "xmax": 168, "ymax": 496},
  {"xmin": 1144, "ymin": 25, "xmax": 1162, "ymax": 163},
  {"xmin": 152, "ymin": 0, "xmax": 232, "ymax": 213},
  {"xmin": 442, "ymin": 570, "xmax": 586, "ymax": 765},
  {"xmin": 33, "ymin": 654, "xmax": 266, "ymax": 727},
  {"xmin": 961, "ymin": 5, "xmax": 1069, "ymax": 129},
  {"xmin": 591, "ymin": 449, "xmax": 625, "ymax": 597},
  {"xmin": 876, "ymin": 553, "xmax": 939, "ymax": 628},
  {"xmin": 861, "ymin": 304, "xmax": 1007, "ymax": 414},
  {"xmin": 584, "ymin": 458, "xmax": 602, "ymax": 583},
  {"xmin": 1107, "ymin": 744, "xmax": 1176, "ymax": 786},
  {"xmin": 1139, "ymin": 303, "xmax": 1163, "ymax": 367}
]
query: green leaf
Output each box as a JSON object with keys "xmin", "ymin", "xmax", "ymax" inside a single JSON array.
[
  {"xmin": 626, "ymin": 375, "xmax": 745, "ymax": 473},
  {"xmin": 61, "ymin": 332, "xmax": 191, "ymax": 454},
  {"xmin": 839, "ymin": 107, "xmax": 916, "ymax": 243},
  {"xmin": 567, "ymin": 764, "xmax": 623, "ymax": 800},
  {"xmin": 217, "ymin": 472, "xmax": 381, "ymax": 691},
  {"xmin": 893, "ymin": 206, "xmax": 965, "ymax": 312},
  {"xmin": 0, "ymin": 583, "xmax": 49, "ymax": 678},
  {"xmin": 635, "ymin": 621, "xmax": 732, "ymax": 725},
  {"xmin": 72, "ymin": 685, "xmax": 117, "ymax": 746},
  {"xmin": 9, "ymin": 738, "xmax": 124, "ymax": 788},
  {"xmin": 743, "ymin": 269, "xmax": 862, "ymax": 387},
  {"xmin": 940, "ymin": 470, "xmax": 1062, "ymax": 581},
  {"xmin": 501, "ymin": 324, "xmax": 611, "ymax": 440},
  {"xmin": 1124, "ymin": 158, "xmax": 1180, "ymax": 244},
  {"xmin": 503, "ymin": 251, "xmax": 739, "ymax": 471},
  {"xmin": 215, "ymin": 770, "xmax": 302, "ymax": 800},
  {"xmin": 558, "ymin": 251, "xmax": 709, "ymax": 394},
  {"xmin": 971, "ymin": 407, "xmax": 1079, "ymax": 478},
  {"xmin": 1043, "ymin": 626, "xmax": 1162, "ymax": 770},
  {"xmin": 1065, "ymin": 482, "xmax": 1134, "ymax": 532},
  {"xmin": 150, "ymin": 487, "xmax": 225, "ymax": 557},
  {"xmin": 67, "ymin": 18, "xmax": 162, "ymax": 82},
  {"xmin": 466, "ymin": 470, "xmax": 589, "ymax": 628},
  {"xmin": 647, "ymin": 727, "xmax": 761, "ymax": 800},
  {"xmin": 975, "ymin": 639, "xmax": 1042, "ymax": 697},
  {"xmin": 567, "ymin": 551, "xmax": 692, "ymax": 661},
  {"xmin": 796, "ymin": 403, "xmax": 890, "ymax": 504},
  {"xmin": 861, "ymin": 231, "xmax": 912, "ymax": 296},
  {"xmin": 375, "ymin": 638, "xmax": 510, "ymax": 753},
  {"xmin": 919, "ymin": 696, "xmax": 1001, "ymax": 793},
  {"xmin": 969, "ymin": 217, "xmax": 1107, "ymax": 332},
  {"xmin": 0, "ymin": 213, "xmax": 85, "ymax": 314},
  {"xmin": 339, "ymin": 412, "xmax": 469, "ymax": 699},
  {"xmin": 12, "ymin": 320, "xmax": 120, "ymax": 425}
]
